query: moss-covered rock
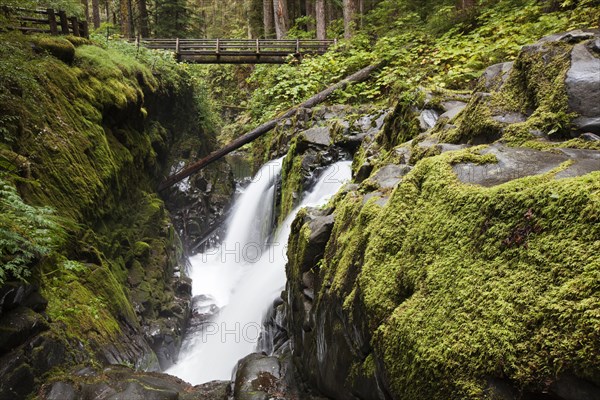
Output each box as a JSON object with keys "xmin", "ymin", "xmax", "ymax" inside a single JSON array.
[
  {"xmin": 0, "ymin": 32, "xmax": 219, "ymax": 398},
  {"xmin": 281, "ymin": 30, "xmax": 600, "ymax": 400}
]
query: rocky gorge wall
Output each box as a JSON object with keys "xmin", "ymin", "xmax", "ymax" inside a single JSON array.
[
  {"xmin": 0, "ymin": 34, "xmax": 232, "ymax": 399},
  {"xmin": 261, "ymin": 30, "xmax": 600, "ymax": 400}
]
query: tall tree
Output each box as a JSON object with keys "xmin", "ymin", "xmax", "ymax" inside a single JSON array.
[
  {"xmin": 138, "ymin": 0, "xmax": 150, "ymax": 37},
  {"xmin": 343, "ymin": 0, "xmax": 358, "ymax": 38},
  {"xmin": 91, "ymin": 0, "xmax": 100, "ymax": 29},
  {"xmin": 315, "ymin": 0, "xmax": 325, "ymax": 39},
  {"xmin": 263, "ymin": 0, "xmax": 275, "ymax": 37},
  {"xmin": 305, "ymin": 0, "xmax": 315, "ymax": 31},
  {"xmin": 81, "ymin": 0, "xmax": 89, "ymax": 22},
  {"xmin": 119, "ymin": 0, "xmax": 132, "ymax": 37},
  {"xmin": 154, "ymin": 0, "xmax": 191, "ymax": 38},
  {"xmin": 273, "ymin": 0, "xmax": 289, "ymax": 39}
]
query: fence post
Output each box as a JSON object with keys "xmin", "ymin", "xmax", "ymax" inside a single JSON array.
[
  {"xmin": 175, "ymin": 38, "xmax": 180, "ymax": 61},
  {"xmin": 216, "ymin": 38, "xmax": 220, "ymax": 61},
  {"xmin": 58, "ymin": 10, "xmax": 69, "ymax": 34},
  {"xmin": 70, "ymin": 16, "xmax": 80, "ymax": 36},
  {"xmin": 295, "ymin": 38, "xmax": 300, "ymax": 54},
  {"xmin": 81, "ymin": 20, "xmax": 89, "ymax": 38},
  {"xmin": 47, "ymin": 8, "xmax": 58, "ymax": 35}
]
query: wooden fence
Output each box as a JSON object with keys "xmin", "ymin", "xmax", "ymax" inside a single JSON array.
[
  {"xmin": 1, "ymin": 7, "xmax": 89, "ymax": 38},
  {"xmin": 139, "ymin": 38, "xmax": 337, "ymax": 64}
]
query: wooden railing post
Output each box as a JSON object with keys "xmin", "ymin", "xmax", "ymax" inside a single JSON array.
[
  {"xmin": 81, "ymin": 20, "xmax": 89, "ymax": 38},
  {"xmin": 70, "ymin": 16, "xmax": 80, "ymax": 36},
  {"xmin": 47, "ymin": 8, "xmax": 58, "ymax": 35},
  {"xmin": 295, "ymin": 38, "xmax": 300, "ymax": 54},
  {"xmin": 216, "ymin": 38, "xmax": 220, "ymax": 60},
  {"xmin": 58, "ymin": 10, "xmax": 69, "ymax": 34}
]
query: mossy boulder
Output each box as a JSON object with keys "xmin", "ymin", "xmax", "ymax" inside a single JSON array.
[
  {"xmin": 31, "ymin": 36, "xmax": 76, "ymax": 64},
  {"xmin": 281, "ymin": 31, "xmax": 600, "ymax": 400}
]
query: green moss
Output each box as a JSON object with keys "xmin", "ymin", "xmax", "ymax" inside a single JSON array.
[
  {"xmin": 307, "ymin": 143, "xmax": 599, "ymax": 398},
  {"xmin": 0, "ymin": 32, "xmax": 213, "ymax": 384},
  {"xmin": 279, "ymin": 139, "xmax": 306, "ymax": 222},
  {"xmin": 521, "ymin": 138, "xmax": 600, "ymax": 151},
  {"xmin": 32, "ymin": 36, "xmax": 76, "ymax": 64}
]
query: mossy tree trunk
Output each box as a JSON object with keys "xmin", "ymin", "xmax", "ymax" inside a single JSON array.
[{"xmin": 316, "ymin": 0, "xmax": 325, "ymax": 39}]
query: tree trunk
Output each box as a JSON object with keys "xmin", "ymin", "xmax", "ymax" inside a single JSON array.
[
  {"xmin": 138, "ymin": 0, "xmax": 150, "ymax": 37},
  {"xmin": 91, "ymin": 0, "xmax": 100, "ymax": 28},
  {"xmin": 273, "ymin": 0, "xmax": 289, "ymax": 39},
  {"xmin": 158, "ymin": 62, "xmax": 383, "ymax": 192},
  {"xmin": 456, "ymin": 0, "xmax": 475, "ymax": 9},
  {"xmin": 343, "ymin": 0, "xmax": 358, "ymax": 38},
  {"xmin": 305, "ymin": 0, "xmax": 315, "ymax": 32},
  {"xmin": 263, "ymin": 0, "xmax": 275, "ymax": 38},
  {"xmin": 119, "ymin": 0, "xmax": 131, "ymax": 37},
  {"xmin": 127, "ymin": 0, "xmax": 134, "ymax": 37},
  {"xmin": 81, "ymin": 0, "xmax": 89, "ymax": 22},
  {"xmin": 315, "ymin": 0, "xmax": 325, "ymax": 39}
]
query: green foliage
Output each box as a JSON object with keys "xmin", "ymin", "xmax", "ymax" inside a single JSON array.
[{"xmin": 0, "ymin": 177, "xmax": 65, "ymax": 284}]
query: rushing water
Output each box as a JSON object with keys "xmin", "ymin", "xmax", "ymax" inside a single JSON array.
[{"xmin": 167, "ymin": 158, "xmax": 352, "ymax": 384}]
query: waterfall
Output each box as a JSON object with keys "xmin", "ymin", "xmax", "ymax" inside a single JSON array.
[{"xmin": 167, "ymin": 159, "xmax": 352, "ymax": 384}]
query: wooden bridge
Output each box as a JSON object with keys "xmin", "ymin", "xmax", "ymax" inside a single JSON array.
[{"xmin": 139, "ymin": 38, "xmax": 336, "ymax": 64}]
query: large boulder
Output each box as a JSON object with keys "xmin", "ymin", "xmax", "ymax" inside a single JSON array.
[{"xmin": 566, "ymin": 39, "xmax": 600, "ymax": 133}]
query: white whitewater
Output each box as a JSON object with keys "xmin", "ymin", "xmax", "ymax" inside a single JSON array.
[{"xmin": 167, "ymin": 159, "xmax": 352, "ymax": 384}]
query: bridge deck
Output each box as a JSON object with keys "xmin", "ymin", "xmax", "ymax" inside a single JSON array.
[{"xmin": 140, "ymin": 38, "xmax": 336, "ymax": 64}]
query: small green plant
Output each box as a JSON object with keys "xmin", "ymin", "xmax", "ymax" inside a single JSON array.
[{"xmin": 0, "ymin": 177, "xmax": 65, "ymax": 284}]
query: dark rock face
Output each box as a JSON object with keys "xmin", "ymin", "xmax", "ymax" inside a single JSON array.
[
  {"xmin": 0, "ymin": 284, "xmax": 75, "ymax": 400},
  {"xmin": 164, "ymin": 160, "xmax": 235, "ymax": 255},
  {"xmin": 566, "ymin": 40, "xmax": 600, "ymax": 134},
  {"xmin": 39, "ymin": 365, "xmax": 229, "ymax": 400}
]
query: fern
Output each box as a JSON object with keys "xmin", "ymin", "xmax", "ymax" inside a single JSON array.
[{"xmin": 0, "ymin": 177, "xmax": 65, "ymax": 284}]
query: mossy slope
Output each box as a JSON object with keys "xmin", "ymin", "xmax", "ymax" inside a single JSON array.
[{"xmin": 0, "ymin": 33, "xmax": 216, "ymax": 396}]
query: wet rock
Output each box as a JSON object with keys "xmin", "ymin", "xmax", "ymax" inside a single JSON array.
[
  {"xmin": 299, "ymin": 126, "xmax": 332, "ymax": 148},
  {"xmin": 0, "ymin": 306, "xmax": 49, "ymax": 354},
  {"xmin": 41, "ymin": 366, "xmax": 228, "ymax": 400},
  {"xmin": 439, "ymin": 102, "xmax": 466, "ymax": 122},
  {"xmin": 355, "ymin": 161, "xmax": 374, "ymax": 183},
  {"xmin": 566, "ymin": 41, "xmax": 600, "ymax": 133},
  {"xmin": 419, "ymin": 109, "xmax": 439, "ymax": 131},
  {"xmin": 45, "ymin": 382, "xmax": 77, "ymax": 400},
  {"xmin": 581, "ymin": 132, "xmax": 600, "ymax": 141},
  {"xmin": 548, "ymin": 375, "xmax": 600, "ymax": 400},
  {"xmin": 233, "ymin": 353, "xmax": 282, "ymax": 400},
  {"xmin": 492, "ymin": 112, "xmax": 527, "ymax": 124},
  {"xmin": 0, "ymin": 283, "xmax": 37, "ymax": 316},
  {"xmin": 480, "ymin": 61, "xmax": 513, "ymax": 91},
  {"xmin": 440, "ymin": 100, "xmax": 467, "ymax": 113},
  {"xmin": 554, "ymin": 148, "xmax": 600, "ymax": 179},
  {"xmin": 366, "ymin": 164, "xmax": 412, "ymax": 190},
  {"xmin": 452, "ymin": 144, "xmax": 600, "ymax": 186}
]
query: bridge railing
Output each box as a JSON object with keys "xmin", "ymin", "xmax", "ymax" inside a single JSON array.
[
  {"xmin": 1, "ymin": 6, "xmax": 89, "ymax": 38},
  {"xmin": 140, "ymin": 38, "xmax": 336, "ymax": 57}
]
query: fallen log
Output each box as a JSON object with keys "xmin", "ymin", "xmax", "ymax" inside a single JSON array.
[{"xmin": 158, "ymin": 62, "xmax": 383, "ymax": 192}]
